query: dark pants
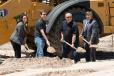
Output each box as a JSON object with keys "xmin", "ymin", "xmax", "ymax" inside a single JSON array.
[
  {"xmin": 84, "ymin": 43, "xmax": 96, "ymax": 62},
  {"xmin": 10, "ymin": 40, "xmax": 21, "ymax": 58},
  {"xmin": 62, "ymin": 43, "xmax": 79, "ymax": 62}
]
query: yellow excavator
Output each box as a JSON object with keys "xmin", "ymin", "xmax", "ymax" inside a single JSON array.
[
  {"xmin": 0, "ymin": 0, "xmax": 114, "ymax": 51},
  {"xmin": 0, "ymin": 0, "xmax": 51, "ymax": 45}
]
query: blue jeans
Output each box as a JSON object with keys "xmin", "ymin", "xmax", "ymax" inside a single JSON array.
[{"xmin": 35, "ymin": 37, "xmax": 45, "ymax": 57}]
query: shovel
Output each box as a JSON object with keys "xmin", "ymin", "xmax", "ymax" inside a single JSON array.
[
  {"xmin": 60, "ymin": 40, "xmax": 85, "ymax": 52},
  {"xmin": 80, "ymin": 36, "xmax": 98, "ymax": 48},
  {"xmin": 47, "ymin": 46, "xmax": 56, "ymax": 53},
  {"xmin": 61, "ymin": 40, "xmax": 77, "ymax": 50}
]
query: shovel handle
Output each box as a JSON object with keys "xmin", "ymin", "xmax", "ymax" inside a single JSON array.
[
  {"xmin": 61, "ymin": 40, "xmax": 77, "ymax": 50},
  {"xmin": 24, "ymin": 44, "xmax": 29, "ymax": 50},
  {"xmin": 80, "ymin": 36, "xmax": 98, "ymax": 48},
  {"xmin": 80, "ymin": 36, "xmax": 90, "ymax": 45}
]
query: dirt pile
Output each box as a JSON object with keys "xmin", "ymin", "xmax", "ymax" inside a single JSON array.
[{"xmin": 0, "ymin": 35, "xmax": 114, "ymax": 76}]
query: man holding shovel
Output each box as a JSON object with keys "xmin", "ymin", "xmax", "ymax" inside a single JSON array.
[
  {"xmin": 34, "ymin": 10, "xmax": 50, "ymax": 57},
  {"xmin": 60, "ymin": 12, "xmax": 80, "ymax": 63},
  {"xmin": 80, "ymin": 11, "xmax": 99, "ymax": 62}
]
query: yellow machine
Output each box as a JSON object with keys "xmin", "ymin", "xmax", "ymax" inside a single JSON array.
[
  {"xmin": 0, "ymin": 0, "xmax": 114, "ymax": 50},
  {"xmin": 0, "ymin": 0, "xmax": 51, "ymax": 45}
]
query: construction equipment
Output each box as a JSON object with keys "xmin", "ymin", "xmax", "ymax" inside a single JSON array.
[
  {"xmin": 0, "ymin": 0, "xmax": 51, "ymax": 46},
  {"xmin": 0, "ymin": 0, "xmax": 114, "ymax": 53}
]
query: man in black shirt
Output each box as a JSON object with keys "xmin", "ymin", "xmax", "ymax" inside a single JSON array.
[
  {"xmin": 34, "ymin": 10, "xmax": 50, "ymax": 57},
  {"xmin": 60, "ymin": 13, "xmax": 80, "ymax": 63}
]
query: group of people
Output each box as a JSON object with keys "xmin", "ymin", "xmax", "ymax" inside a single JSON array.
[{"xmin": 10, "ymin": 10, "xmax": 99, "ymax": 63}]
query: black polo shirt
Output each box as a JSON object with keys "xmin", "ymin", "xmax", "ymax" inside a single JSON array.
[
  {"xmin": 34, "ymin": 19, "xmax": 46, "ymax": 38},
  {"xmin": 61, "ymin": 21, "xmax": 79, "ymax": 46}
]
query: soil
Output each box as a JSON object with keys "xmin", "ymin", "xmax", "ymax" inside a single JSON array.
[{"xmin": 0, "ymin": 35, "xmax": 114, "ymax": 76}]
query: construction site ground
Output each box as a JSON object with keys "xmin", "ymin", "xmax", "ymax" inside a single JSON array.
[{"xmin": 0, "ymin": 35, "xmax": 114, "ymax": 76}]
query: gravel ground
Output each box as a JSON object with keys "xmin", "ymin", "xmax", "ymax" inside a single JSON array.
[
  {"xmin": 97, "ymin": 34, "xmax": 114, "ymax": 52},
  {"xmin": 0, "ymin": 57, "xmax": 74, "ymax": 75},
  {"xmin": 0, "ymin": 35, "xmax": 114, "ymax": 76},
  {"xmin": 0, "ymin": 59, "xmax": 114, "ymax": 76}
]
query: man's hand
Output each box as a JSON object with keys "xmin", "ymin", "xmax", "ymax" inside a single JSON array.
[
  {"xmin": 79, "ymin": 35, "xmax": 83, "ymax": 38},
  {"xmin": 71, "ymin": 43, "xmax": 75, "ymax": 48},
  {"xmin": 60, "ymin": 37, "xmax": 64, "ymax": 42},
  {"xmin": 89, "ymin": 41, "xmax": 92, "ymax": 45},
  {"xmin": 46, "ymin": 40, "xmax": 50, "ymax": 47}
]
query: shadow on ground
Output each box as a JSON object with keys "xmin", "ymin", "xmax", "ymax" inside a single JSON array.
[
  {"xmin": 96, "ymin": 51, "xmax": 114, "ymax": 60},
  {"xmin": 78, "ymin": 51, "xmax": 114, "ymax": 60},
  {"xmin": 0, "ymin": 51, "xmax": 114, "ymax": 61}
]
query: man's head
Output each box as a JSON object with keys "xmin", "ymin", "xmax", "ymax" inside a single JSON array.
[
  {"xmin": 65, "ymin": 13, "xmax": 72, "ymax": 23},
  {"xmin": 85, "ymin": 11, "xmax": 93, "ymax": 20},
  {"xmin": 40, "ymin": 10, "xmax": 47, "ymax": 21},
  {"xmin": 22, "ymin": 15, "xmax": 28, "ymax": 23}
]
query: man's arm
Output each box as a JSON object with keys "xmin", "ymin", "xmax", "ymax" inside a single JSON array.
[
  {"xmin": 60, "ymin": 22, "xmax": 64, "ymax": 41},
  {"xmin": 40, "ymin": 29, "xmax": 50, "ymax": 46},
  {"xmin": 72, "ymin": 23, "xmax": 78, "ymax": 47},
  {"xmin": 72, "ymin": 34, "xmax": 76, "ymax": 47},
  {"xmin": 61, "ymin": 32, "xmax": 64, "ymax": 41}
]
